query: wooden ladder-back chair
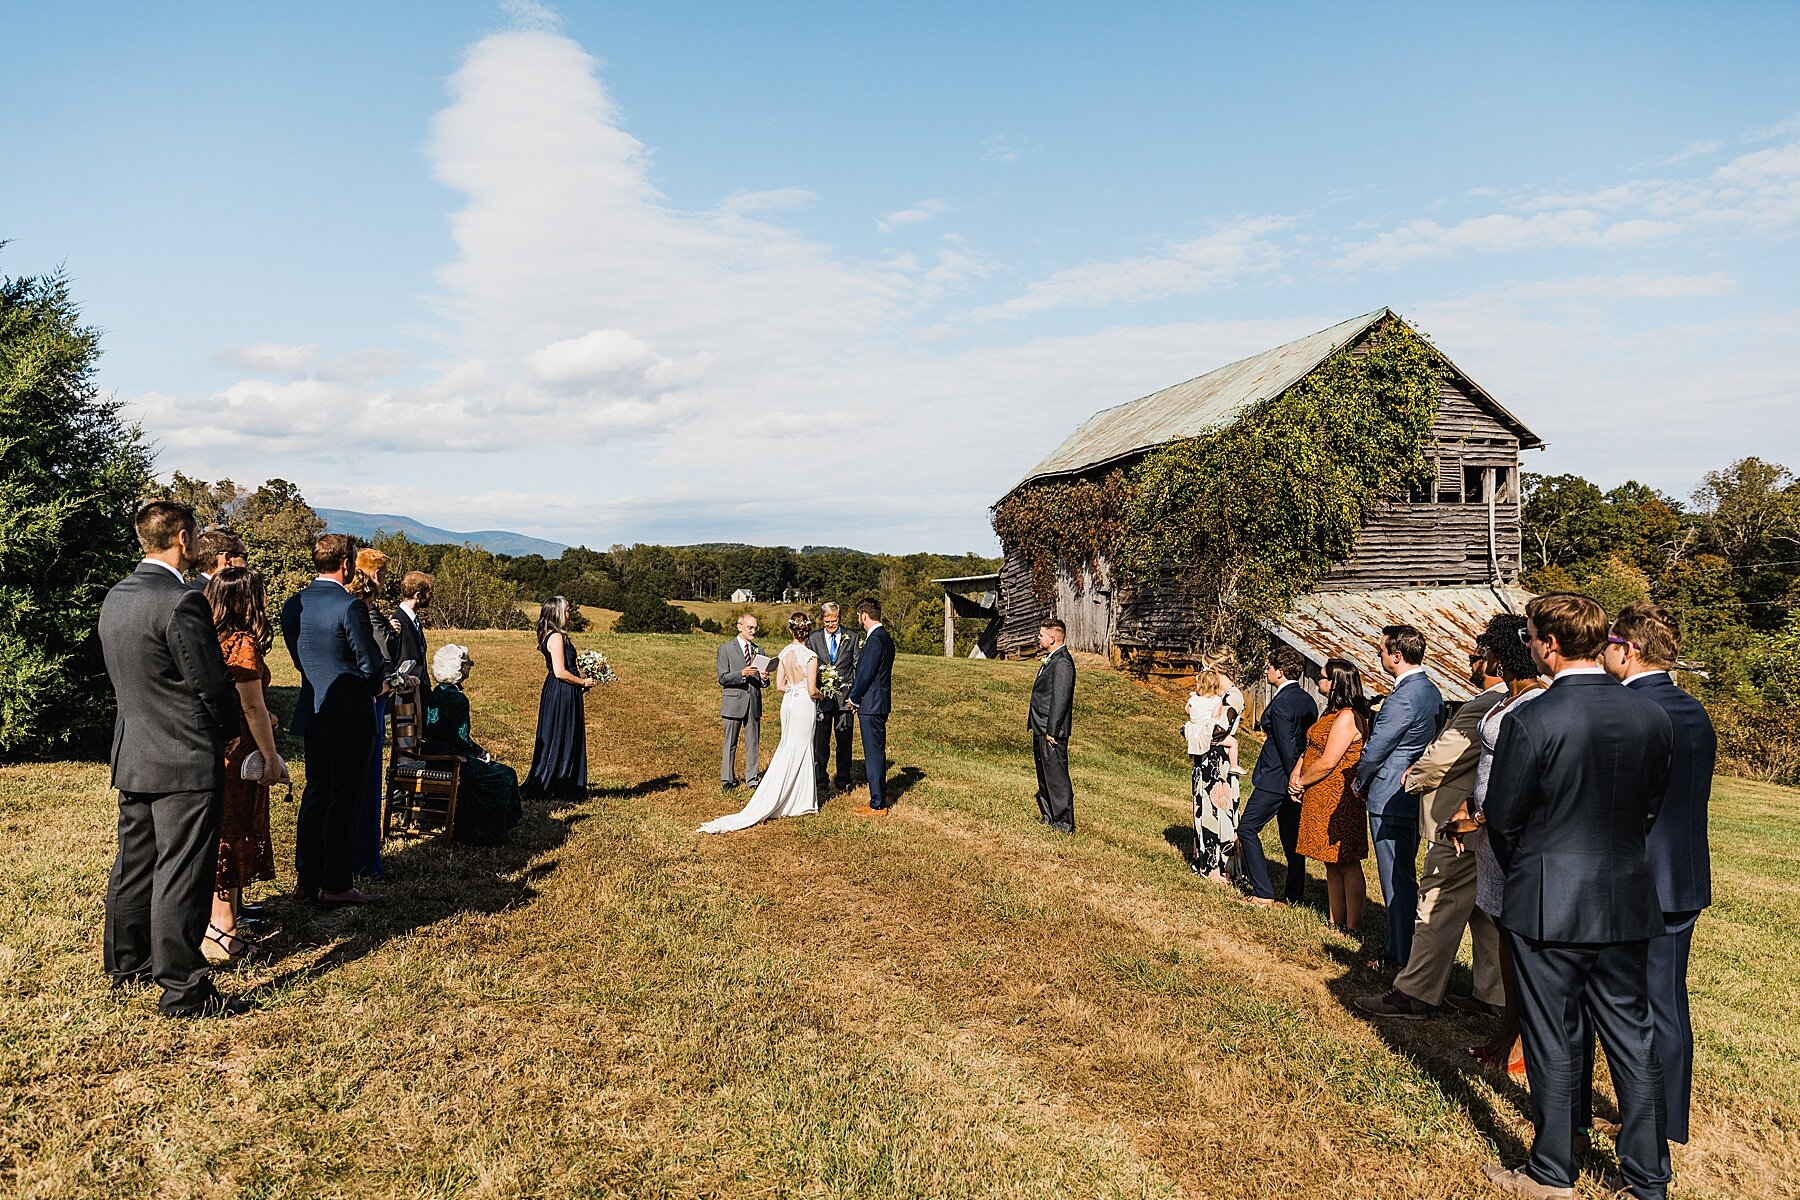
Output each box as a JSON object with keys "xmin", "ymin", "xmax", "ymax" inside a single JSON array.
[{"xmin": 385, "ymin": 684, "xmax": 460, "ymax": 838}]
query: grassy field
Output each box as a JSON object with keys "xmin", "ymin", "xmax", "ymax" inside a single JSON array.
[{"xmin": 2, "ymin": 632, "xmax": 1795, "ymax": 1199}]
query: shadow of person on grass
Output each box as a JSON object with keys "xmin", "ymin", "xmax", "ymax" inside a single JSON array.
[
  {"xmin": 1318, "ymin": 938, "xmax": 1534, "ymax": 1163},
  {"xmin": 880, "ymin": 765, "xmax": 926, "ymax": 807},
  {"xmin": 233, "ymin": 776, "xmax": 673, "ymax": 1001},
  {"xmin": 590, "ymin": 773, "xmax": 684, "ymax": 799}
]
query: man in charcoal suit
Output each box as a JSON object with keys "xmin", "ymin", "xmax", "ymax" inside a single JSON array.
[
  {"xmin": 98, "ymin": 500, "xmax": 246, "ymax": 1017},
  {"xmin": 1483, "ymin": 593, "xmax": 1672, "ymax": 1200},
  {"xmin": 1238, "ymin": 645, "xmax": 1317, "ymax": 904},
  {"xmin": 844, "ymin": 597, "xmax": 895, "ymax": 810},
  {"xmin": 1594, "ymin": 601, "xmax": 1715, "ymax": 1148},
  {"xmin": 1358, "ymin": 633, "xmax": 1508, "ymax": 1018},
  {"xmin": 394, "ymin": 570, "xmax": 433, "ymax": 683},
  {"xmin": 1026, "ymin": 617, "xmax": 1077, "ymax": 832},
  {"xmin": 281, "ymin": 533, "xmax": 387, "ymax": 906},
  {"xmin": 717, "ymin": 612, "xmax": 770, "ymax": 790},
  {"xmin": 1353, "ymin": 623, "xmax": 1443, "ymax": 968},
  {"xmin": 806, "ymin": 601, "xmax": 858, "ymax": 794}
]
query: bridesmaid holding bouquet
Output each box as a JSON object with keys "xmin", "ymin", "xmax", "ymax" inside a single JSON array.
[{"xmin": 522, "ymin": 596, "xmax": 598, "ymax": 802}]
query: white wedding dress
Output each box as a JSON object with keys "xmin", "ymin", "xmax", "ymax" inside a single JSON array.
[{"xmin": 698, "ymin": 643, "xmax": 819, "ymax": 833}]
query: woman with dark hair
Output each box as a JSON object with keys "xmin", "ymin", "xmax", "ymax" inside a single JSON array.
[
  {"xmin": 1461, "ymin": 612, "xmax": 1547, "ymax": 1076},
  {"xmin": 1291, "ymin": 657, "xmax": 1372, "ymax": 934},
  {"xmin": 522, "ymin": 596, "xmax": 597, "ymax": 801},
  {"xmin": 203, "ymin": 567, "xmax": 284, "ymax": 960}
]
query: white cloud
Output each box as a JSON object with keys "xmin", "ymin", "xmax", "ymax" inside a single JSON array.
[
  {"xmin": 1661, "ymin": 138, "xmax": 1722, "ymax": 165},
  {"xmin": 213, "ymin": 342, "xmax": 317, "ymax": 374},
  {"xmin": 981, "ymin": 134, "xmax": 1027, "ymax": 164},
  {"xmin": 974, "ymin": 217, "xmax": 1291, "ymax": 319},
  {"xmin": 876, "ymin": 198, "xmax": 948, "ymax": 234}
]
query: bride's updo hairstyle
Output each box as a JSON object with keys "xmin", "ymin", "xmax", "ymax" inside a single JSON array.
[{"xmin": 788, "ymin": 612, "xmax": 814, "ymax": 641}]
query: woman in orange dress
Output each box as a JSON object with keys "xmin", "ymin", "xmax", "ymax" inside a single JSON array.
[
  {"xmin": 1290, "ymin": 657, "xmax": 1372, "ymax": 935},
  {"xmin": 205, "ymin": 568, "xmax": 284, "ymax": 960}
]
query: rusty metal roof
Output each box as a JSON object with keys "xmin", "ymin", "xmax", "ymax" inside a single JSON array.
[
  {"xmin": 1002, "ymin": 307, "xmax": 1541, "ymax": 499},
  {"xmin": 1268, "ymin": 585, "xmax": 1535, "ymax": 703}
]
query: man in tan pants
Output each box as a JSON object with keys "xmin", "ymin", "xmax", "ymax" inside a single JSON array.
[{"xmin": 1356, "ymin": 642, "xmax": 1507, "ymax": 1018}]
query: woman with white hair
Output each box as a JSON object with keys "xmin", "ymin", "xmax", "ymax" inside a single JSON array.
[{"xmin": 422, "ymin": 643, "xmax": 522, "ymax": 845}]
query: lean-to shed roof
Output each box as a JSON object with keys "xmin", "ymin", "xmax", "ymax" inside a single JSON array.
[{"xmin": 1004, "ymin": 307, "xmax": 1541, "ymax": 498}]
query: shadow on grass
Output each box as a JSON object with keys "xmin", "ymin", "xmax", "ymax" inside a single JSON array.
[
  {"xmin": 1319, "ymin": 939, "xmax": 1535, "ymax": 1163},
  {"xmin": 883, "ymin": 765, "xmax": 926, "ymax": 806},
  {"xmin": 237, "ymin": 777, "xmax": 684, "ymax": 999}
]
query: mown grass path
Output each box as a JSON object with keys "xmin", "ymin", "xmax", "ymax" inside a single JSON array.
[{"xmin": 2, "ymin": 633, "xmax": 1795, "ymax": 1198}]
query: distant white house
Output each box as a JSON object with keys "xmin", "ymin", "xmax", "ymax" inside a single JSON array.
[{"xmin": 730, "ymin": 588, "xmax": 756, "ymax": 603}]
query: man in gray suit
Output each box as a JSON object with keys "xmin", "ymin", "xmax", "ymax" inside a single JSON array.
[
  {"xmin": 1353, "ymin": 623, "xmax": 1443, "ymax": 969},
  {"xmin": 806, "ymin": 601, "xmax": 858, "ymax": 794},
  {"xmin": 98, "ymin": 500, "xmax": 249, "ymax": 1017},
  {"xmin": 718, "ymin": 612, "xmax": 770, "ymax": 790}
]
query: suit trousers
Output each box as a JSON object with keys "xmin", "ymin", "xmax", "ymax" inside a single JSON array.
[
  {"xmin": 104, "ymin": 788, "xmax": 221, "ymax": 1013},
  {"xmin": 1369, "ymin": 808, "xmax": 1420, "ymax": 966},
  {"xmin": 813, "ymin": 708, "xmax": 854, "ymax": 788},
  {"xmin": 297, "ymin": 722, "xmax": 374, "ymax": 894},
  {"xmin": 1649, "ymin": 911, "xmax": 1701, "ymax": 1143},
  {"xmin": 1509, "ymin": 930, "xmax": 1670, "ymax": 1197},
  {"xmin": 1031, "ymin": 732, "xmax": 1074, "ymax": 831},
  {"xmin": 1238, "ymin": 787, "xmax": 1306, "ymax": 902},
  {"xmin": 859, "ymin": 710, "xmax": 889, "ymax": 807},
  {"xmin": 720, "ymin": 716, "xmax": 761, "ymax": 787},
  {"xmin": 1393, "ymin": 838, "xmax": 1503, "ymax": 1007}
]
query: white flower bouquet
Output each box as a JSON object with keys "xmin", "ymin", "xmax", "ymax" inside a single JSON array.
[
  {"xmin": 817, "ymin": 663, "xmax": 842, "ymax": 697},
  {"xmin": 577, "ymin": 648, "xmax": 617, "ymax": 683}
]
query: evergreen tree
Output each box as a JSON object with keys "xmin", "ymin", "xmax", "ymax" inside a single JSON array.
[{"xmin": 0, "ymin": 267, "xmax": 154, "ymax": 755}]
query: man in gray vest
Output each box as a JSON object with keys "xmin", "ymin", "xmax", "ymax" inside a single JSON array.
[
  {"xmin": 806, "ymin": 601, "xmax": 858, "ymax": 794},
  {"xmin": 718, "ymin": 612, "xmax": 770, "ymax": 789},
  {"xmin": 98, "ymin": 500, "xmax": 248, "ymax": 1017}
]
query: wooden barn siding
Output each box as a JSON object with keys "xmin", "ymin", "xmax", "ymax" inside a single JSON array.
[
  {"xmin": 1318, "ymin": 501, "xmax": 1522, "ymax": 590},
  {"xmin": 1054, "ymin": 566, "xmax": 1115, "ymax": 655},
  {"xmin": 997, "ymin": 548, "xmax": 1048, "ymax": 657}
]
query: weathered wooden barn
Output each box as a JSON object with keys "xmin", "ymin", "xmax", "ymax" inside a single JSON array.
[{"xmin": 989, "ymin": 307, "xmax": 1545, "ymax": 702}]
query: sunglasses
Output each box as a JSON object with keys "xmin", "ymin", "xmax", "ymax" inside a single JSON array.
[{"xmin": 1517, "ymin": 628, "xmax": 1534, "ymax": 645}]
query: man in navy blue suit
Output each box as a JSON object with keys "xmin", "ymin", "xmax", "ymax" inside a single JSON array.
[
  {"xmin": 1483, "ymin": 593, "xmax": 1672, "ymax": 1200},
  {"xmin": 1239, "ymin": 645, "xmax": 1316, "ymax": 904},
  {"xmin": 844, "ymin": 596, "xmax": 895, "ymax": 811},
  {"xmin": 1353, "ymin": 623, "xmax": 1442, "ymax": 968},
  {"xmin": 1599, "ymin": 601, "xmax": 1715, "ymax": 1149},
  {"xmin": 280, "ymin": 533, "xmax": 387, "ymax": 905}
]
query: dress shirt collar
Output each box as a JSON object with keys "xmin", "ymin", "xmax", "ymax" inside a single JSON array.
[
  {"xmin": 141, "ymin": 558, "xmax": 187, "ymax": 583},
  {"xmin": 1553, "ymin": 665, "xmax": 1609, "ymax": 681},
  {"xmin": 1392, "ymin": 664, "xmax": 1426, "ymax": 686},
  {"xmin": 313, "ymin": 575, "xmax": 349, "ymax": 592},
  {"xmin": 1624, "ymin": 669, "xmax": 1670, "ymax": 686},
  {"xmin": 399, "ymin": 600, "xmax": 420, "ymax": 623},
  {"xmin": 1273, "ymin": 677, "xmax": 1296, "ymax": 696},
  {"xmin": 865, "ymin": 622, "xmax": 883, "ymax": 636}
]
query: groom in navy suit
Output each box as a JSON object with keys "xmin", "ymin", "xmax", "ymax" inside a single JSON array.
[
  {"xmin": 1354, "ymin": 623, "xmax": 1442, "ymax": 969},
  {"xmin": 844, "ymin": 596, "xmax": 895, "ymax": 810}
]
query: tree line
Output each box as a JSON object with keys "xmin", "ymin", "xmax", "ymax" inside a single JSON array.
[{"xmin": 1520, "ymin": 462, "xmax": 1800, "ymax": 780}]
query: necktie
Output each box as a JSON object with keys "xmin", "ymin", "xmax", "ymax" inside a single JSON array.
[
  {"xmin": 744, "ymin": 641, "xmax": 752, "ymax": 666},
  {"xmin": 829, "ymin": 632, "xmax": 838, "ymax": 663}
]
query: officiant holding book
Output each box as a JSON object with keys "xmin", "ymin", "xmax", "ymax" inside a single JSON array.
[{"xmin": 719, "ymin": 613, "xmax": 771, "ymax": 790}]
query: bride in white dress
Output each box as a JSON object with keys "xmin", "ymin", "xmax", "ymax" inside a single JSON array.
[{"xmin": 699, "ymin": 612, "xmax": 820, "ymax": 834}]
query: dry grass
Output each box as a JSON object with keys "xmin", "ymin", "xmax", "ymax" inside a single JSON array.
[{"xmin": 1, "ymin": 633, "xmax": 1794, "ymax": 1198}]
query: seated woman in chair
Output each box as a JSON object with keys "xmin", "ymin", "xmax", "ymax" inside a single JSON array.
[{"xmin": 423, "ymin": 644, "xmax": 523, "ymax": 845}]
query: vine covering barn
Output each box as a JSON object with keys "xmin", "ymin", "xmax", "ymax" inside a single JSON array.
[{"xmin": 988, "ymin": 307, "xmax": 1545, "ymax": 702}]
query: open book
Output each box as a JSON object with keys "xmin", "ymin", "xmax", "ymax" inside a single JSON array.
[{"xmin": 751, "ymin": 654, "xmax": 775, "ymax": 673}]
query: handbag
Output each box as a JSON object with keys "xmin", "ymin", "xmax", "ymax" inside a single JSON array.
[{"xmin": 241, "ymin": 749, "xmax": 290, "ymax": 783}]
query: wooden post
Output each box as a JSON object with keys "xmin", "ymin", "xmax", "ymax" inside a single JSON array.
[{"xmin": 944, "ymin": 591, "xmax": 955, "ymax": 657}]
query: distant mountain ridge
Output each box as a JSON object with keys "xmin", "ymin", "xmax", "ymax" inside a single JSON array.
[{"xmin": 316, "ymin": 509, "xmax": 569, "ymax": 557}]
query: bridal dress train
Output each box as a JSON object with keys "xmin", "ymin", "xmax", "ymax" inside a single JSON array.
[{"xmin": 699, "ymin": 644, "xmax": 818, "ymax": 833}]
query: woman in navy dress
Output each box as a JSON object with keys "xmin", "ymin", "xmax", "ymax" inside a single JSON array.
[{"xmin": 522, "ymin": 596, "xmax": 597, "ymax": 801}]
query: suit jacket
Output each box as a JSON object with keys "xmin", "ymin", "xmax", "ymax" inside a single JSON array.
[
  {"xmin": 806, "ymin": 626, "xmax": 858, "ymax": 714},
  {"xmin": 1485, "ymin": 672, "xmax": 1673, "ymax": 944},
  {"xmin": 189, "ymin": 572, "xmax": 212, "ymax": 594},
  {"xmin": 364, "ymin": 598, "xmax": 398, "ymax": 672},
  {"xmin": 394, "ymin": 605, "xmax": 428, "ymax": 681},
  {"xmin": 98, "ymin": 562, "xmax": 240, "ymax": 793},
  {"xmin": 717, "ymin": 638, "xmax": 770, "ymax": 720},
  {"xmin": 279, "ymin": 579, "xmax": 385, "ymax": 738},
  {"xmin": 1026, "ymin": 646, "xmax": 1075, "ymax": 740},
  {"xmin": 1628, "ymin": 672, "xmax": 1715, "ymax": 914},
  {"xmin": 1251, "ymin": 682, "xmax": 1317, "ymax": 796},
  {"xmin": 1355, "ymin": 669, "xmax": 1443, "ymax": 816},
  {"xmin": 846, "ymin": 624, "xmax": 894, "ymax": 715},
  {"xmin": 1403, "ymin": 684, "xmax": 1506, "ymax": 839}
]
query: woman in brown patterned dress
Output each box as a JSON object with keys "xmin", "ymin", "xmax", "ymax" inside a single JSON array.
[
  {"xmin": 1290, "ymin": 657, "xmax": 1371, "ymax": 935},
  {"xmin": 205, "ymin": 568, "xmax": 283, "ymax": 960}
]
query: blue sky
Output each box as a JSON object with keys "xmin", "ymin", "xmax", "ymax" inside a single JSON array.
[{"xmin": 4, "ymin": 1, "xmax": 1797, "ymax": 552}]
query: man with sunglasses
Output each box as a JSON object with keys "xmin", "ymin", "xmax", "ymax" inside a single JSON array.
[
  {"xmin": 1597, "ymin": 603, "xmax": 1715, "ymax": 1151},
  {"xmin": 1481, "ymin": 593, "xmax": 1673, "ymax": 1200}
]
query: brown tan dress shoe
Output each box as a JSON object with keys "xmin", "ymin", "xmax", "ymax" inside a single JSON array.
[{"xmin": 1482, "ymin": 1164, "xmax": 1575, "ymax": 1199}]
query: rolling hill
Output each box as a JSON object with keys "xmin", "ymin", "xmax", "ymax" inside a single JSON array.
[{"xmin": 316, "ymin": 508, "xmax": 569, "ymax": 557}]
